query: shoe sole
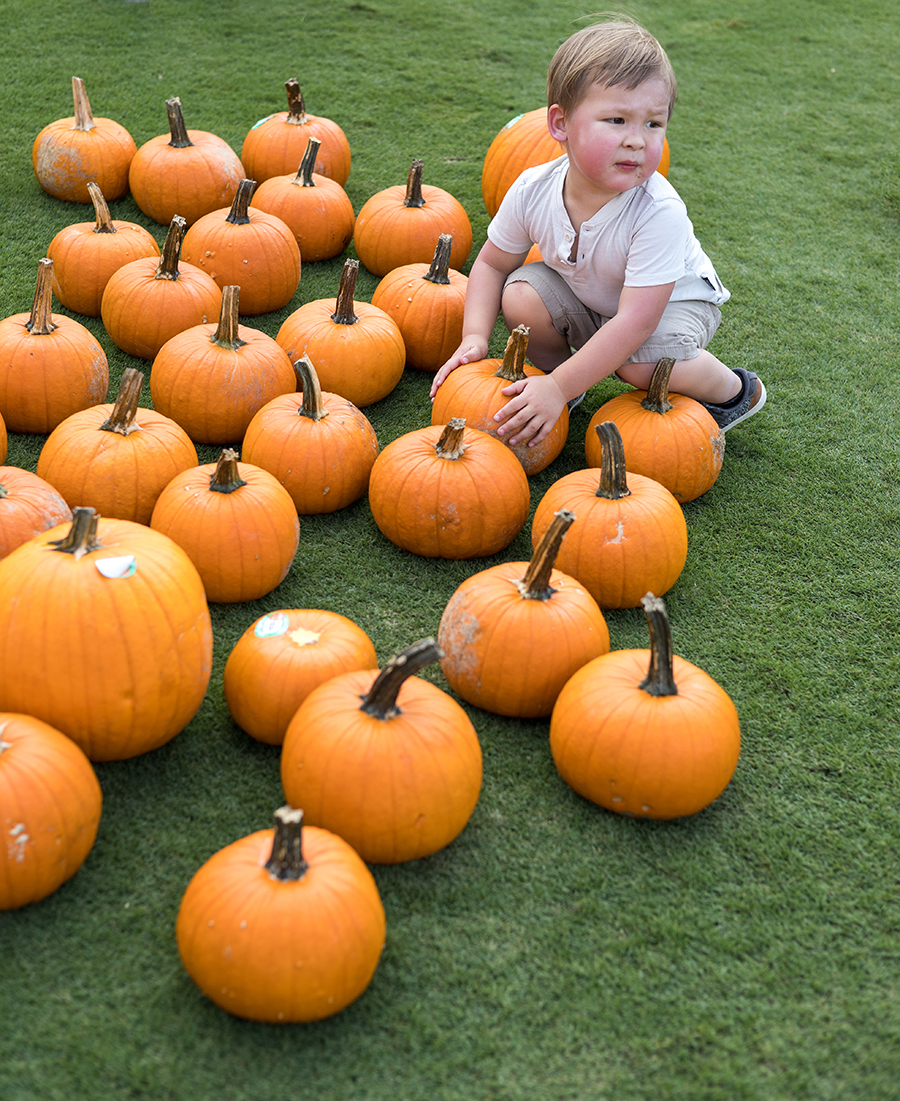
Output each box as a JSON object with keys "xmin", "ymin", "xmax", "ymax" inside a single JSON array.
[{"xmin": 721, "ymin": 378, "xmax": 767, "ymax": 432}]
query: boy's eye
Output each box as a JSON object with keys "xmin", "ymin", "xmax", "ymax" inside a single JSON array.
[{"xmin": 605, "ymin": 117, "xmax": 625, "ymax": 125}]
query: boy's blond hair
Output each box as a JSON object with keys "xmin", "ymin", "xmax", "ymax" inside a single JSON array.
[{"xmin": 547, "ymin": 17, "xmax": 678, "ymax": 119}]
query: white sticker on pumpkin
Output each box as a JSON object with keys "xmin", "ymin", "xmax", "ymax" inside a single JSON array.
[
  {"xmin": 254, "ymin": 612, "xmax": 290, "ymax": 639},
  {"xmin": 95, "ymin": 555, "xmax": 137, "ymax": 579}
]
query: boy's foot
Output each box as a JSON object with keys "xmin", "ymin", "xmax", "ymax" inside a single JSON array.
[{"xmin": 699, "ymin": 368, "xmax": 766, "ymax": 432}]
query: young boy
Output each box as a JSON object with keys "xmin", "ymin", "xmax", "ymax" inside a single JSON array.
[{"xmin": 429, "ymin": 18, "xmax": 765, "ymax": 447}]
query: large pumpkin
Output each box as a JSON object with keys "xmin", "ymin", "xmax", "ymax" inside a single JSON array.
[
  {"xmin": 32, "ymin": 76, "xmax": 136, "ymax": 204},
  {"xmin": 281, "ymin": 639, "xmax": 483, "ymax": 864},
  {"xmin": 368, "ymin": 418, "xmax": 530, "ymax": 559},
  {"xmin": 0, "ymin": 467, "xmax": 72, "ymax": 560},
  {"xmin": 176, "ymin": 806, "xmax": 385, "ymax": 1022},
  {"xmin": 550, "ymin": 594, "xmax": 741, "ymax": 819},
  {"xmin": 438, "ymin": 509, "xmax": 610, "ymax": 718},
  {"xmin": 0, "ymin": 712, "xmax": 102, "ymax": 910},
  {"xmin": 0, "ymin": 508, "xmax": 213, "ymax": 761},
  {"xmin": 353, "ymin": 159, "xmax": 472, "ymax": 277}
]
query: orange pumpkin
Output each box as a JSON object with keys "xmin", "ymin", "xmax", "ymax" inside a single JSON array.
[
  {"xmin": 181, "ymin": 179, "xmax": 301, "ymax": 316},
  {"xmin": 241, "ymin": 79, "xmax": 351, "ymax": 186},
  {"xmin": 276, "ymin": 258, "xmax": 404, "ymax": 408},
  {"xmin": 0, "ymin": 258, "xmax": 109, "ymax": 434},
  {"xmin": 353, "ymin": 158, "xmax": 473, "ymax": 277},
  {"xmin": 0, "ymin": 467, "xmax": 73, "ymax": 560},
  {"xmin": 101, "ymin": 215, "xmax": 223, "ymax": 360},
  {"xmin": 531, "ymin": 421, "xmax": 688, "ymax": 608},
  {"xmin": 242, "ymin": 355, "xmax": 379, "ymax": 514},
  {"xmin": 0, "ymin": 713, "xmax": 102, "ymax": 910},
  {"xmin": 250, "ymin": 137, "xmax": 355, "ymax": 262},
  {"xmin": 430, "ymin": 324, "xmax": 569, "ymax": 476},
  {"xmin": 550, "ymin": 594, "xmax": 741, "ymax": 819},
  {"xmin": 46, "ymin": 182, "xmax": 161, "ymax": 317},
  {"xmin": 128, "ymin": 96, "xmax": 246, "ymax": 226},
  {"xmin": 176, "ymin": 806, "xmax": 385, "ymax": 1022},
  {"xmin": 150, "ymin": 449, "xmax": 300, "ymax": 604},
  {"xmin": 36, "ymin": 368, "xmax": 198, "ymax": 525},
  {"xmin": 281, "ymin": 638, "xmax": 482, "ymax": 864},
  {"xmin": 438, "ymin": 509, "xmax": 610, "ymax": 718},
  {"xmin": 32, "ymin": 77, "xmax": 136, "ymax": 204},
  {"xmin": 370, "ymin": 233, "xmax": 468, "ymax": 372},
  {"xmin": 150, "ymin": 285, "xmax": 296, "ymax": 445},
  {"xmin": 368, "ymin": 418, "xmax": 530, "ymax": 559},
  {"xmin": 586, "ymin": 357, "xmax": 724, "ymax": 503},
  {"xmin": 223, "ymin": 609, "xmax": 378, "ymax": 745},
  {"xmin": 0, "ymin": 508, "xmax": 213, "ymax": 761},
  {"xmin": 0, "ymin": 410, "xmax": 6, "ymax": 465}
]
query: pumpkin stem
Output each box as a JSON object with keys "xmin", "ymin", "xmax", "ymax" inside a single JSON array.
[
  {"xmin": 48, "ymin": 507, "xmax": 104, "ymax": 560},
  {"xmin": 293, "ymin": 356, "xmax": 329, "ymax": 421},
  {"xmin": 330, "ymin": 258, "xmax": 360, "ymax": 325},
  {"xmin": 640, "ymin": 358, "xmax": 676, "ymax": 415},
  {"xmin": 87, "ymin": 182, "xmax": 116, "ymax": 234},
  {"xmin": 165, "ymin": 96, "xmax": 194, "ymax": 149},
  {"xmin": 154, "ymin": 216, "xmax": 187, "ymax": 281},
  {"xmin": 225, "ymin": 178, "xmax": 256, "ymax": 226},
  {"xmin": 71, "ymin": 76, "xmax": 96, "ymax": 132},
  {"xmin": 638, "ymin": 593, "xmax": 679, "ymax": 697},
  {"xmin": 404, "ymin": 159, "xmax": 427, "ymax": 209},
  {"xmin": 294, "ymin": 138, "xmax": 321, "ymax": 187},
  {"xmin": 423, "ymin": 234, "xmax": 453, "ymax": 286},
  {"xmin": 284, "ymin": 79, "xmax": 310, "ymax": 125},
  {"xmin": 99, "ymin": 368, "xmax": 144, "ymax": 436},
  {"xmin": 265, "ymin": 806, "xmax": 309, "ymax": 881},
  {"xmin": 209, "ymin": 449, "xmax": 248, "ymax": 494},
  {"xmin": 360, "ymin": 638, "xmax": 443, "ymax": 720},
  {"xmin": 594, "ymin": 422, "xmax": 632, "ymax": 500},
  {"xmin": 517, "ymin": 509, "xmax": 574, "ymax": 601},
  {"xmin": 493, "ymin": 324, "xmax": 530, "ymax": 383},
  {"xmin": 434, "ymin": 418, "xmax": 468, "ymax": 461},
  {"xmin": 25, "ymin": 259, "xmax": 58, "ymax": 336},
  {"xmin": 211, "ymin": 286, "xmax": 247, "ymax": 350}
]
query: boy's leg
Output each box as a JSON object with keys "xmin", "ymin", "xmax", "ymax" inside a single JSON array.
[
  {"xmin": 618, "ymin": 349, "xmax": 740, "ymax": 404},
  {"xmin": 501, "ymin": 279, "xmax": 572, "ymax": 371}
]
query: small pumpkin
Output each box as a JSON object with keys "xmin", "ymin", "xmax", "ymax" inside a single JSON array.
[
  {"xmin": 32, "ymin": 76, "xmax": 136, "ymax": 204},
  {"xmin": 223, "ymin": 609, "xmax": 378, "ymax": 746},
  {"xmin": 128, "ymin": 96, "xmax": 246, "ymax": 226},
  {"xmin": 242, "ymin": 355, "xmax": 379, "ymax": 515},
  {"xmin": 276, "ymin": 258, "xmax": 404, "ymax": 408},
  {"xmin": 531, "ymin": 421, "xmax": 688, "ymax": 608},
  {"xmin": 181, "ymin": 179, "xmax": 301, "ymax": 316},
  {"xmin": 176, "ymin": 806, "xmax": 385, "ymax": 1022},
  {"xmin": 370, "ymin": 233, "xmax": 468, "ymax": 372},
  {"xmin": 0, "ymin": 713, "xmax": 102, "ymax": 910},
  {"xmin": 101, "ymin": 215, "xmax": 223, "ymax": 360},
  {"xmin": 353, "ymin": 158, "xmax": 473, "ymax": 277},
  {"xmin": 150, "ymin": 449, "xmax": 300, "ymax": 604},
  {"xmin": 149, "ymin": 285, "xmax": 296, "ymax": 445},
  {"xmin": 250, "ymin": 137, "xmax": 355, "ymax": 262},
  {"xmin": 46, "ymin": 182, "xmax": 161, "ymax": 317},
  {"xmin": 430, "ymin": 324, "xmax": 569, "ymax": 476},
  {"xmin": 241, "ymin": 79, "xmax": 351, "ymax": 186},
  {"xmin": 0, "ymin": 258, "xmax": 109, "ymax": 434},
  {"xmin": 550, "ymin": 594, "xmax": 741, "ymax": 819},
  {"xmin": 281, "ymin": 638, "xmax": 483, "ymax": 864},
  {"xmin": 36, "ymin": 368, "xmax": 198, "ymax": 525},
  {"xmin": 0, "ymin": 467, "xmax": 73, "ymax": 560},
  {"xmin": 368, "ymin": 418, "xmax": 530, "ymax": 559},
  {"xmin": 0, "ymin": 507, "xmax": 213, "ymax": 761},
  {"xmin": 438, "ymin": 509, "xmax": 610, "ymax": 718},
  {"xmin": 586, "ymin": 357, "xmax": 724, "ymax": 503}
]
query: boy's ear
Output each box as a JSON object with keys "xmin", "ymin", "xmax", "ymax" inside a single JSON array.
[{"xmin": 547, "ymin": 104, "xmax": 567, "ymax": 143}]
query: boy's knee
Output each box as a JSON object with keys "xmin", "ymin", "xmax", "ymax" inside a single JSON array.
[{"xmin": 502, "ymin": 278, "xmax": 549, "ymax": 327}]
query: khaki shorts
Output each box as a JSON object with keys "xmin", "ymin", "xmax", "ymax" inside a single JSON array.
[{"xmin": 505, "ymin": 262, "xmax": 722, "ymax": 363}]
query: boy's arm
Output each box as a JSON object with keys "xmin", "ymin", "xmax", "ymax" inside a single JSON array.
[
  {"xmin": 497, "ymin": 281, "xmax": 676, "ymax": 447},
  {"xmin": 429, "ymin": 240, "xmax": 528, "ymax": 398}
]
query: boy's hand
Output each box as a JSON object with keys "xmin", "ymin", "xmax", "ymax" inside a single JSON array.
[
  {"xmin": 429, "ymin": 337, "xmax": 489, "ymax": 399},
  {"xmin": 495, "ymin": 374, "xmax": 567, "ymax": 447}
]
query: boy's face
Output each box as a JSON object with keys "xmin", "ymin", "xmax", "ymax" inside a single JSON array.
[{"xmin": 548, "ymin": 79, "xmax": 670, "ymax": 206}]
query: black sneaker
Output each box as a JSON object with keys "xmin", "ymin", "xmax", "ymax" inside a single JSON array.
[{"xmin": 699, "ymin": 368, "xmax": 766, "ymax": 432}]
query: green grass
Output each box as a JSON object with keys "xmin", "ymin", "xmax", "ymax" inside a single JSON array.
[{"xmin": 1, "ymin": 0, "xmax": 899, "ymax": 1098}]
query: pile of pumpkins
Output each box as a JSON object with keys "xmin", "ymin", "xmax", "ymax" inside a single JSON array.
[{"xmin": 0, "ymin": 77, "xmax": 739, "ymax": 1024}]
